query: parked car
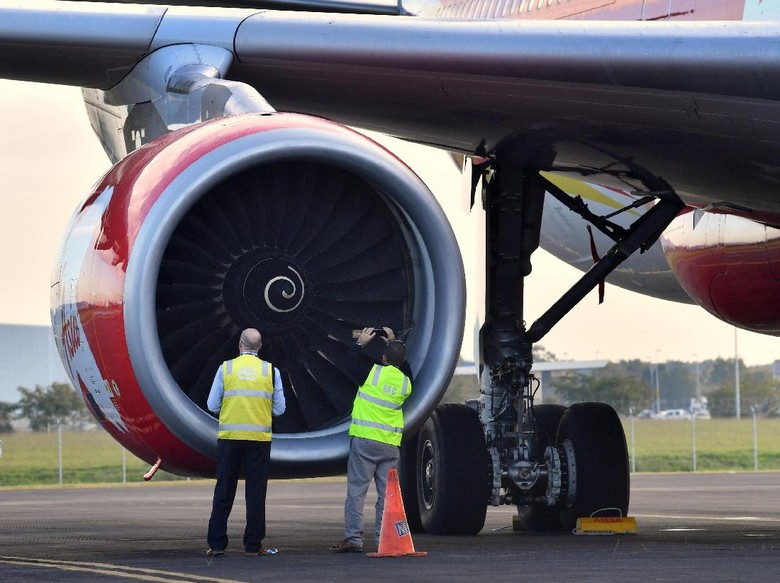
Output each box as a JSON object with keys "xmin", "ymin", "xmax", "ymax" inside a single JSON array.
[{"xmin": 654, "ymin": 409, "xmax": 691, "ymax": 420}]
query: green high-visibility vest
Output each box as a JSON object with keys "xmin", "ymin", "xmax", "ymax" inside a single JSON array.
[
  {"xmin": 349, "ymin": 364, "xmax": 411, "ymax": 446},
  {"xmin": 218, "ymin": 354, "xmax": 274, "ymax": 441}
]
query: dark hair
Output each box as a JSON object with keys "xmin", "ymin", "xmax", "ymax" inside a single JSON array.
[{"xmin": 384, "ymin": 340, "xmax": 406, "ymax": 367}]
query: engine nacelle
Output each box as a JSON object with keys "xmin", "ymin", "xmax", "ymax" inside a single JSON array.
[
  {"xmin": 660, "ymin": 210, "xmax": 780, "ymax": 335},
  {"xmin": 51, "ymin": 113, "xmax": 465, "ymax": 477}
]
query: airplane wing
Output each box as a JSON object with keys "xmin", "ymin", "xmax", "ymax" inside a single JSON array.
[{"xmin": 2, "ymin": 3, "xmax": 780, "ymax": 220}]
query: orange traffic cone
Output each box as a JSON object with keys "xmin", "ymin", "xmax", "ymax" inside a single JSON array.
[{"xmin": 367, "ymin": 468, "xmax": 427, "ymax": 558}]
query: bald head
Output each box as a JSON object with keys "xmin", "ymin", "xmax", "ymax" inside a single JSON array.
[{"xmin": 239, "ymin": 328, "xmax": 262, "ymax": 353}]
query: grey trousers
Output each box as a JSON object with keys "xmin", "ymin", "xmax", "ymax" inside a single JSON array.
[{"xmin": 344, "ymin": 436, "xmax": 400, "ymax": 545}]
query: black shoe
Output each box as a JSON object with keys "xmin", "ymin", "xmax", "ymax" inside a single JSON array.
[
  {"xmin": 329, "ymin": 538, "xmax": 363, "ymax": 553},
  {"xmin": 206, "ymin": 548, "xmax": 225, "ymax": 556}
]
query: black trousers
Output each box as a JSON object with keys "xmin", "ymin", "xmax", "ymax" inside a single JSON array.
[{"xmin": 207, "ymin": 439, "xmax": 272, "ymax": 552}]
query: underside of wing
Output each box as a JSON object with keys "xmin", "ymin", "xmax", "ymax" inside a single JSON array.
[
  {"xmin": 227, "ymin": 13, "xmax": 780, "ymax": 219},
  {"xmin": 2, "ymin": 3, "xmax": 780, "ymax": 219}
]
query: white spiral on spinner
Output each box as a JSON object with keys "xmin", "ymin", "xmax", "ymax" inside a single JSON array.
[{"xmin": 264, "ymin": 266, "xmax": 305, "ymax": 313}]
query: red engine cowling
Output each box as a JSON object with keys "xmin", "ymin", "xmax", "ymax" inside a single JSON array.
[
  {"xmin": 660, "ymin": 210, "xmax": 780, "ymax": 335},
  {"xmin": 50, "ymin": 113, "xmax": 465, "ymax": 478}
]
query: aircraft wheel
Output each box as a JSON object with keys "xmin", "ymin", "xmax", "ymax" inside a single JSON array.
[
  {"xmin": 398, "ymin": 429, "xmax": 423, "ymax": 532},
  {"xmin": 417, "ymin": 403, "xmax": 490, "ymax": 535},
  {"xmin": 515, "ymin": 404, "xmax": 567, "ymax": 532},
  {"xmin": 556, "ymin": 402, "xmax": 630, "ymax": 532}
]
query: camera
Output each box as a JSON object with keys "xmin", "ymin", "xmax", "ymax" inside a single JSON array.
[{"xmin": 351, "ymin": 327, "xmax": 388, "ymax": 339}]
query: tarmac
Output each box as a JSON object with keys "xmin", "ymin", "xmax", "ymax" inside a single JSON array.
[{"xmin": 1, "ymin": 471, "xmax": 780, "ymax": 582}]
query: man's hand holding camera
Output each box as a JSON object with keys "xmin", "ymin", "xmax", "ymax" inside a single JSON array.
[{"xmin": 356, "ymin": 327, "xmax": 395, "ymax": 347}]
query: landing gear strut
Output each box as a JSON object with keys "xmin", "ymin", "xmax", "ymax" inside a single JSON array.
[{"xmin": 410, "ymin": 143, "xmax": 683, "ymax": 534}]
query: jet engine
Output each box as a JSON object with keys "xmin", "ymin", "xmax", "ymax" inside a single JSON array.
[
  {"xmin": 50, "ymin": 113, "xmax": 465, "ymax": 478},
  {"xmin": 661, "ymin": 210, "xmax": 780, "ymax": 335}
]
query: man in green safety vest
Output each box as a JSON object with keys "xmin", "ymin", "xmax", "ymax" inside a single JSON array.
[
  {"xmin": 206, "ymin": 328, "xmax": 286, "ymax": 557},
  {"xmin": 330, "ymin": 326, "xmax": 413, "ymax": 553}
]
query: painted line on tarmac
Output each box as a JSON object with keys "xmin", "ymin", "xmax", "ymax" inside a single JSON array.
[{"xmin": 0, "ymin": 556, "xmax": 243, "ymax": 583}]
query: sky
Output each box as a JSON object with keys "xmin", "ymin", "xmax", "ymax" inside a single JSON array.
[{"xmin": 2, "ymin": 79, "xmax": 780, "ymax": 366}]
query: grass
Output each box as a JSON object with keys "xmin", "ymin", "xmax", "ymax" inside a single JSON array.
[
  {"xmin": 1, "ymin": 418, "xmax": 780, "ymax": 487},
  {"xmin": 624, "ymin": 417, "xmax": 780, "ymax": 472},
  {"xmin": 0, "ymin": 430, "xmax": 188, "ymax": 487}
]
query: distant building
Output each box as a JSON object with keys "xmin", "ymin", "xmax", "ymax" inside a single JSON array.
[
  {"xmin": 452, "ymin": 359, "xmax": 609, "ymax": 403},
  {"xmin": 0, "ymin": 324, "xmax": 69, "ymax": 403},
  {"xmin": 532, "ymin": 360, "xmax": 609, "ymax": 402}
]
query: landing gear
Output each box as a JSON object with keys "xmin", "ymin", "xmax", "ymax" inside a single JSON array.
[
  {"xmin": 416, "ymin": 404, "xmax": 490, "ymax": 535},
  {"xmin": 556, "ymin": 402, "xmax": 630, "ymax": 531},
  {"xmin": 397, "ymin": 431, "xmax": 423, "ymax": 532},
  {"xmin": 515, "ymin": 404, "xmax": 566, "ymax": 532},
  {"xmin": 404, "ymin": 143, "xmax": 682, "ymax": 535}
]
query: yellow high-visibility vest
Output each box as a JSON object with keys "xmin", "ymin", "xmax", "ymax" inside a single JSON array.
[
  {"xmin": 218, "ymin": 354, "xmax": 274, "ymax": 441},
  {"xmin": 349, "ymin": 364, "xmax": 411, "ymax": 446}
]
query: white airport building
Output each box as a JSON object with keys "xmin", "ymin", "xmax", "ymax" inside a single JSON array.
[{"xmin": 0, "ymin": 324, "xmax": 69, "ymax": 403}]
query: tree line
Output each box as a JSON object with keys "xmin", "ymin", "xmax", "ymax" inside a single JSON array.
[
  {"xmin": 0, "ymin": 382, "xmax": 91, "ymax": 433},
  {"xmin": 3, "ymin": 352, "xmax": 779, "ymax": 433},
  {"xmin": 545, "ymin": 357, "xmax": 780, "ymax": 417},
  {"xmin": 443, "ymin": 347, "xmax": 780, "ymax": 418}
]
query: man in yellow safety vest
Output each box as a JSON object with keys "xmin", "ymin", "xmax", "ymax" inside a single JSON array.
[
  {"xmin": 330, "ymin": 326, "xmax": 412, "ymax": 553},
  {"xmin": 206, "ymin": 328, "xmax": 286, "ymax": 557}
]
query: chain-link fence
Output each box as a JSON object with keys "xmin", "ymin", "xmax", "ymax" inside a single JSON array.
[
  {"xmin": 0, "ymin": 427, "xmax": 187, "ymax": 486},
  {"xmin": 624, "ymin": 409, "xmax": 780, "ymax": 472}
]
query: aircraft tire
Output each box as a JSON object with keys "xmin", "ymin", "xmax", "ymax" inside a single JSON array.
[
  {"xmin": 398, "ymin": 429, "xmax": 423, "ymax": 533},
  {"xmin": 515, "ymin": 404, "xmax": 567, "ymax": 532},
  {"xmin": 416, "ymin": 403, "xmax": 490, "ymax": 535},
  {"xmin": 556, "ymin": 402, "xmax": 630, "ymax": 532}
]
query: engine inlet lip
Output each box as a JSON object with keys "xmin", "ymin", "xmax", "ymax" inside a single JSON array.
[{"xmin": 125, "ymin": 116, "xmax": 465, "ymax": 474}]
